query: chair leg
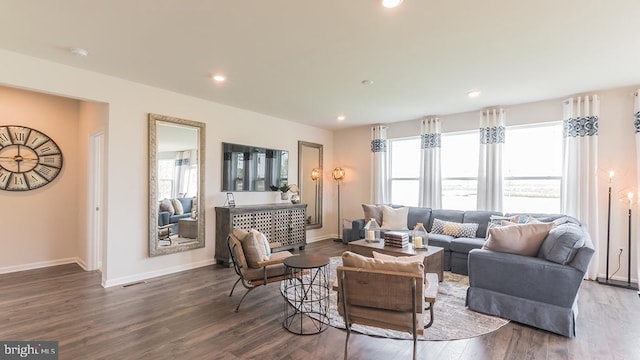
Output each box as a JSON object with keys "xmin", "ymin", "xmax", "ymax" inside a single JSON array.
[
  {"xmin": 344, "ymin": 325, "xmax": 351, "ymax": 360},
  {"xmin": 229, "ymin": 278, "xmax": 242, "ymax": 297},
  {"xmin": 234, "ymin": 287, "xmax": 255, "ymax": 313},
  {"xmin": 412, "ymin": 331, "xmax": 417, "ymax": 360},
  {"xmin": 424, "ymin": 301, "xmax": 435, "ymax": 329}
]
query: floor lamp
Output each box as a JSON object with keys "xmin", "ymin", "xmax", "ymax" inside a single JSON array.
[
  {"xmin": 310, "ymin": 167, "xmax": 321, "ymax": 225},
  {"xmin": 598, "ymin": 171, "xmax": 614, "ymax": 285},
  {"xmin": 333, "ymin": 167, "xmax": 345, "ymax": 242}
]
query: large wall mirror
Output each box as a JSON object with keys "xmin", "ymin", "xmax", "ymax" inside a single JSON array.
[
  {"xmin": 149, "ymin": 113, "xmax": 205, "ymax": 256},
  {"xmin": 298, "ymin": 141, "xmax": 323, "ymax": 229}
]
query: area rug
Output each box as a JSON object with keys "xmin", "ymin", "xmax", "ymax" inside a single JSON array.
[{"xmin": 328, "ymin": 257, "xmax": 509, "ymax": 341}]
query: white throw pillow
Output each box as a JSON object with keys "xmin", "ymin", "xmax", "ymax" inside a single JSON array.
[
  {"xmin": 381, "ymin": 205, "xmax": 409, "ymax": 230},
  {"xmin": 172, "ymin": 199, "xmax": 184, "ymax": 215}
]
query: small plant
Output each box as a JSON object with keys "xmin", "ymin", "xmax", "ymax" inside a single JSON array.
[{"xmin": 270, "ymin": 183, "xmax": 290, "ymax": 193}]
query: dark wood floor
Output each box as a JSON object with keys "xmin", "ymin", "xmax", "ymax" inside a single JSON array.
[{"xmin": 1, "ymin": 239, "xmax": 639, "ymax": 360}]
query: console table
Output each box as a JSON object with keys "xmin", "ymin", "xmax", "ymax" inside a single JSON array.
[{"xmin": 215, "ymin": 203, "xmax": 307, "ymax": 266}]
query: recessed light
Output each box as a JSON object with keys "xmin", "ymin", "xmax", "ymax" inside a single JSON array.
[
  {"xmin": 467, "ymin": 89, "xmax": 481, "ymax": 98},
  {"xmin": 382, "ymin": 0, "xmax": 403, "ymax": 8},
  {"xmin": 337, "ymin": 115, "xmax": 346, "ymax": 121},
  {"xmin": 70, "ymin": 47, "xmax": 89, "ymax": 57},
  {"xmin": 212, "ymin": 74, "xmax": 226, "ymax": 82}
]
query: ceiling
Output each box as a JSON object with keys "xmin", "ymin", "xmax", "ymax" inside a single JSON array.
[{"xmin": 1, "ymin": 1, "xmax": 640, "ymax": 130}]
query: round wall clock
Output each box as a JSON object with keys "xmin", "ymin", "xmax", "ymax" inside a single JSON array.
[{"xmin": 0, "ymin": 125, "xmax": 63, "ymax": 191}]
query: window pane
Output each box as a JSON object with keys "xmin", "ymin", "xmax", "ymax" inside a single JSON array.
[
  {"xmin": 441, "ymin": 132, "xmax": 479, "ymax": 178},
  {"xmin": 391, "ymin": 180, "xmax": 419, "ymax": 206},
  {"xmin": 441, "ymin": 131, "xmax": 479, "ymax": 209},
  {"xmin": 390, "ymin": 138, "xmax": 420, "ymax": 178},
  {"xmin": 442, "ymin": 179, "xmax": 477, "ymax": 210},
  {"xmin": 503, "ymin": 122, "xmax": 562, "ymax": 213},
  {"xmin": 504, "ymin": 179, "xmax": 561, "ymax": 213},
  {"xmin": 504, "ymin": 124, "xmax": 562, "ymax": 177}
]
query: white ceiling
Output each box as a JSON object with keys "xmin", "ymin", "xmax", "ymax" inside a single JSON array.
[{"xmin": 1, "ymin": 1, "xmax": 640, "ymax": 130}]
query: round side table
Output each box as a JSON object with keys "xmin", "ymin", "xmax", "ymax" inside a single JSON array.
[{"xmin": 281, "ymin": 254, "xmax": 330, "ymax": 335}]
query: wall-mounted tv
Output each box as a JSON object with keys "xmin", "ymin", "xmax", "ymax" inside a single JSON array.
[{"xmin": 221, "ymin": 142, "xmax": 288, "ymax": 192}]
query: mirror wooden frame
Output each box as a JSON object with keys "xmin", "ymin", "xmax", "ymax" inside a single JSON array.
[
  {"xmin": 298, "ymin": 141, "xmax": 323, "ymax": 229},
  {"xmin": 149, "ymin": 113, "xmax": 206, "ymax": 256}
]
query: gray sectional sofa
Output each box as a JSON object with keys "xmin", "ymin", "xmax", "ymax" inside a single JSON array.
[
  {"xmin": 345, "ymin": 207, "xmax": 502, "ymax": 274},
  {"xmin": 346, "ymin": 205, "xmax": 595, "ymax": 337}
]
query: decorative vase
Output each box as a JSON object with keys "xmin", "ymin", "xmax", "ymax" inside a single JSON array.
[
  {"xmin": 290, "ymin": 193, "xmax": 300, "ymax": 204},
  {"xmin": 280, "ymin": 192, "xmax": 289, "ymax": 200}
]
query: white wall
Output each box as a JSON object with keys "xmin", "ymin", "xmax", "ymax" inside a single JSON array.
[
  {"xmin": 0, "ymin": 85, "xmax": 81, "ymax": 271},
  {"xmin": 0, "ymin": 49, "xmax": 335, "ymax": 286},
  {"xmin": 335, "ymin": 87, "xmax": 638, "ymax": 283}
]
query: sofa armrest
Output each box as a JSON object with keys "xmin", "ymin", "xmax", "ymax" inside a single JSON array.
[
  {"xmin": 468, "ymin": 249, "xmax": 586, "ymax": 308},
  {"xmin": 158, "ymin": 211, "xmax": 170, "ymax": 226},
  {"xmin": 346, "ymin": 219, "xmax": 366, "ymax": 241}
]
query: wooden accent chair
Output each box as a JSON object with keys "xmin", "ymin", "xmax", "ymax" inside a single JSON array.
[
  {"xmin": 336, "ymin": 251, "xmax": 439, "ymax": 360},
  {"xmin": 227, "ymin": 230, "xmax": 294, "ymax": 312}
]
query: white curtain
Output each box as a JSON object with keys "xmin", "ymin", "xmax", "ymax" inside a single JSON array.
[
  {"xmin": 634, "ymin": 90, "xmax": 640, "ymax": 289},
  {"xmin": 174, "ymin": 150, "xmax": 194, "ymax": 197},
  {"xmin": 419, "ymin": 117, "xmax": 442, "ymax": 208},
  {"xmin": 561, "ymin": 95, "xmax": 599, "ymax": 280},
  {"xmin": 477, "ymin": 109, "xmax": 505, "ymax": 211},
  {"xmin": 371, "ymin": 125, "xmax": 389, "ymax": 204}
]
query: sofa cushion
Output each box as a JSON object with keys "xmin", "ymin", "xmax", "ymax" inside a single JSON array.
[
  {"xmin": 362, "ymin": 204, "xmax": 383, "ymax": 226},
  {"xmin": 426, "ymin": 233, "xmax": 454, "ymax": 251},
  {"xmin": 178, "ymin": 197, "xmax": 194, "ymax": 213},
  {"xmin": 483, "ymin": 222, "xmax": 554, "ymax": 256},
  {"xmin": 450, "ymin": 237, "xmax": 486, "ymax": 254},
  {"xmin": 342, "ymin": 251, "xmax": 423, "ymax": 276},
  {"xmin": 538, "ymin": 223, "xmax": 585, "ymax": 265},
  {"xmin": 407, "ymin": 207, "xmax": 432, "ymax": 230},
  {"xmin": 159, "ymin": 198, "xmax": 175, "ymax": 216},
  {"xmin": 381, "ymin": 205, "xmax": 409, "ymax": 230},
  {"xmin": 428, "ymin": 209, "xmax": 464, "ymax": 231},
  {"xmin": 463, "ymin": 211, "xmax": 502, "ymax": 237},
  {"xmin": 431, "ymin": 218, "xmax": 479, "ymax": 238}
]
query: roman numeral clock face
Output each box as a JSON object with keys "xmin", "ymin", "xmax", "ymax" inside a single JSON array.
[{"xmin": 0, "ymin": 125, "xmax": 63, "ymax": 191}]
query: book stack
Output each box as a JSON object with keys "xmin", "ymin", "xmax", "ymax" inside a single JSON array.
[{"xmin": 384, "ymin": 231, "xmax": 409, "ymax": 248}]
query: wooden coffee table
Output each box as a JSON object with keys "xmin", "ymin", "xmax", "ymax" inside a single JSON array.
[{"xmin": 348, "ymin": 239, "xmax": 444, "ymax": 281}]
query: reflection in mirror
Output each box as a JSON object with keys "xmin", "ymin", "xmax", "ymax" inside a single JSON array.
[
  {"xmin": 222, "ymin": 142, "xmax": 288, "ymax": 191},
  {"xmin": 149, "ymin": 113, "xmax": 205, "ymax": 256},
  {"xmin": 298, "ymin": 141, "xmax": 323, "ymax": 229}
]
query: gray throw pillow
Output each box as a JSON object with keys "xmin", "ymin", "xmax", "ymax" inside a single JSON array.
[
  {"xmin": 159, "ymin": 198, "xmax": 175, "ymax": 216},
  {"xmin": 362, "ymin": 204, "xmax": 383, "ymax": 226},
  {"xmin": 538, "ymin": 223, "xmax": 585, "ymax": 265}
]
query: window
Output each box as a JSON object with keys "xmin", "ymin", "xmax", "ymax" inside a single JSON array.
[
  {"xmin": 389, "ymin": 137, "xmax": 420, "ymax": 206},
  {"xmin": 157, "ymin": 155, "xmax": 175, "ymax": 200},
  {"xmin": 503, "ymin": 122, "xmax": 562, "ymax": 213},
  {"xmin": 441, "ymin": 131, "xmax": 479, "ymax": 210}
]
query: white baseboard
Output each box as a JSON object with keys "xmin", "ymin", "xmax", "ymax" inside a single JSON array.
[
  {"xmin": 102, "ymin": 259, "xmax": 215, "ymax": 288},
  {"xmin": 0, "ymin": 257, "xmax": 81, "ymax": 274},
  {"xmin": 306, "ymin": 234, "xmax": 335, "ymax": 243}
]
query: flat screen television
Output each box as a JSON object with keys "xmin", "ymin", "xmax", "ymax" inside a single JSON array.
[{"xmin": 221, "ymin": 142, "xmax": 288, "ymax": 192}]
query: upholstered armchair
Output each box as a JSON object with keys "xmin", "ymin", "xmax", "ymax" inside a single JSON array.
[
  {"xmin": 336, "ymin": 251, "xmax": 438, "ymax": 360},
  {"xmin": 227, "ymin": 229, "xmax": 293, "ymax": 312}
]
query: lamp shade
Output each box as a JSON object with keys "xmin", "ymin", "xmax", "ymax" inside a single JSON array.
[
  {"xmin": 310, "ymin": 168, "xmax": 321, "ymax": 181},
  {"xmin": 332, "ymin": 167, "xmax": 345, "ymax": 181}
]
